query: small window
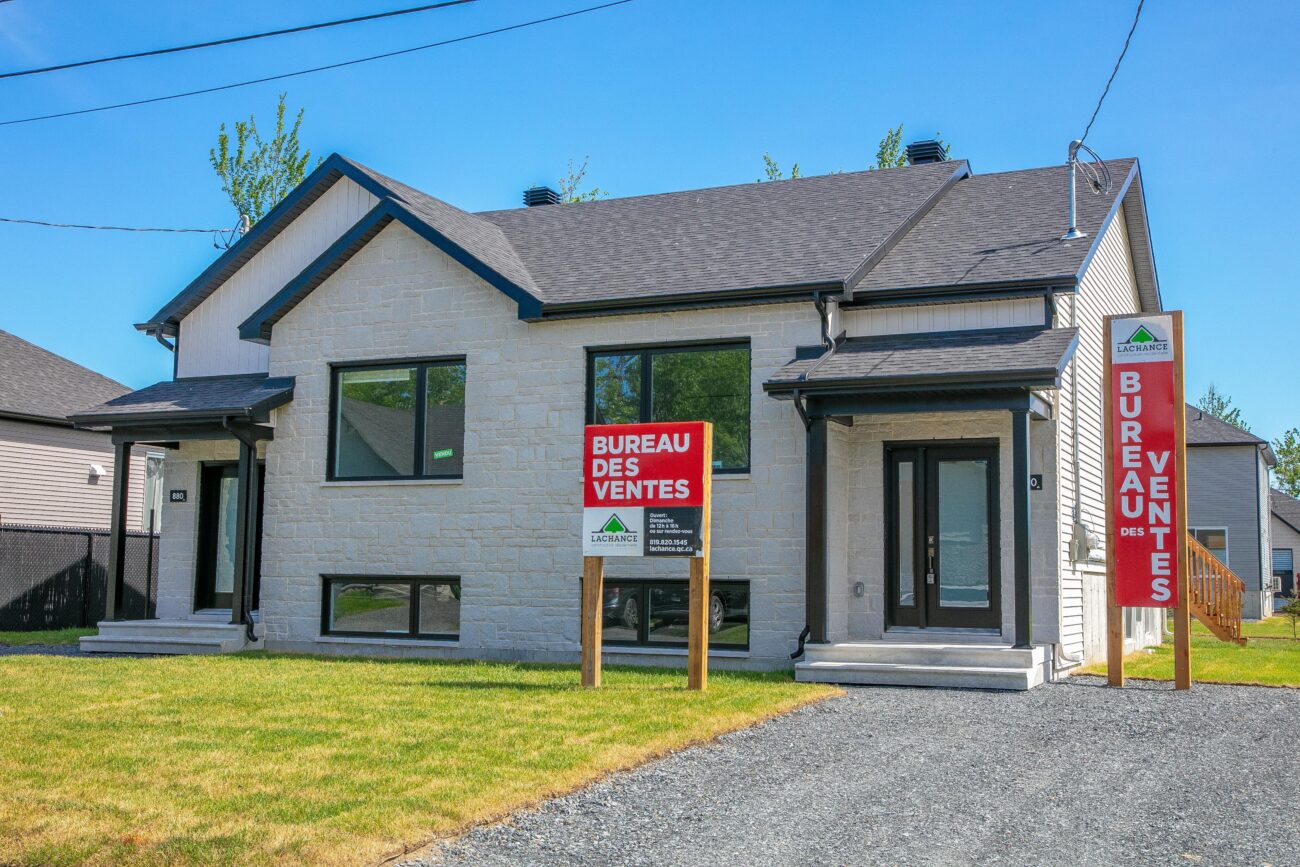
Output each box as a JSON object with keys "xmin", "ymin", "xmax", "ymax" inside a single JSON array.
[
  {"xmin": 141, "ymin": 453, "xmax": 165, "ymax": 531},
  {"xmin": 322, "ymin": 577, "xmax": 460, "ymax": 639},
  {"xmin": 588, "ymin": 342, "xmax": 750, "ymax": 472},
  {"xmin": 330, "ymin": 359, "xmax": 465, "ymax": 480},
  {"xmin": 598, "ymin": 579, "xmax": 749, "ymax": 650},
  {"xmin": 1191, "ymin": 528, "xmax": 1228, "ymax": 564}
]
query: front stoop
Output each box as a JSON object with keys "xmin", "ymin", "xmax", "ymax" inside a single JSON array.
[
  {"xmin": 80, "ymin": 620, "xmax": 257, "ymax": 655},
  {"xmin": 796, "ymin": 641, "xmax": 1049, "ymax": 690}
]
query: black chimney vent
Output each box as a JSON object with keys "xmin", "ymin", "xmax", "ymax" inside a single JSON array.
[
  {"xmin": 904, "ymin": 140, "xmax": 948, "ymax": 165},
  {"xmin": 523, "ymin": 186, "xmax": 560, "ymax": 207}
]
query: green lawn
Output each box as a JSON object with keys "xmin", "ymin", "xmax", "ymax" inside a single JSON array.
[
  {"xmin": 0, "ymin": 653, "xmax": 836, "ymax": 867},
  {"xmin": 1081, "ymin": 618, "xmax": 1300, "ymax": 687},
  {"xmin": 0, "ymin": 628, "xmax": 94, "ymax": 646}
]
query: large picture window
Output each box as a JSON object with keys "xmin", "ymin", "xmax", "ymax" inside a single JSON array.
[
  {"xmin": 599, "ymin": 579, "xmax": 749, "ymax": 650},
  {"xmin": 329, "ymin": 358, "xmax": 466, "ymax": 480},
  {"xmin": 588, "ymin": 342, "xmax": 750, "ymax": 472},
  {"xmin": 322, "ymin": 576, "xmax": 460, "ymax": 639}
]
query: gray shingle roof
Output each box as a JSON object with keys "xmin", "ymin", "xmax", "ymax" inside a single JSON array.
[
  {"xmin": 476, "ymin": 160, "xmax": 965, "ymax": 306},
  {"xmin": 1272, "ymin": 488, "xmax": 1300, "ymax": 534},
  {"xmin": 0, "ymin": 329, "xmax": 129, "ymax": 424},
  {"xmin": 1184, "ymin": 404, "xmax": 1266, "ymax": 446},
  {"xmin": 764, "ymin": 327, "xmax": 1079, "ymax": 391},
  {"xmin": 856, "ymin": 161, "xmax": 1137, "ymax": 295},
  {"xmin": 70, "ymin": 373, "xmax": 294, "ymax": 426},
  {"xmin": 144, "ymin": 151, "xmax": 1159, "ymax": 333}
]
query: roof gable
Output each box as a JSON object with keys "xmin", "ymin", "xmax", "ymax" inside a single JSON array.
[
  {"xmin": 0, "ymin": 329, "xmax": 129, "ymax": 425},
  {"xmin": 1185, "ymin": 403, "xmax": 1267, "ymax": 446},
  {"xmin": 1272, "ymin": 488, "xmax": 1300, "ymax": 535}
]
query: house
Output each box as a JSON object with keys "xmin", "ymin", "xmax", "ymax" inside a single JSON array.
[
  {"xmin": 1270, "ymin": 488, "xmax": 1300, "ymax": 606},
  {"xmin": 1184, "ymin": 405, "xmax": 1275, "ymax": 619},
  {"xmin": 71, "ymin": 143, "xmax": 1170, "ymax": 687},
  {"xmin": 0, "ymin": 329, "xmax": 161, "ymax": 530}
]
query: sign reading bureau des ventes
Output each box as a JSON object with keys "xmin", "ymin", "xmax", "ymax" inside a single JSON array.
[
  {"xmin": 1107, "ymin": 313, "xmax": 1182, "ymax": 608},
  {"xmin": 583, "ymin": 421, "xmax": 709, "ymax": 557}
]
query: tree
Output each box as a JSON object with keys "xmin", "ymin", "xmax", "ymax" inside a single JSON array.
[
  {"xmin": 210, "ymin": 93, "xmax": 320, "ymax": 225},
  {"xmin": 1279, "ymin": 596, "xmax": 1300, "ymax": 640},
  {"xmin": 1196, "ymin": 383, "xmax": 1250, "ymax": 432},
  {"xmin": 870, "ymin": 123, "xmax": 951, "ymax": 169},
  {"xmin": 758, "ymin": 152, "xmax": 800, "ymax": 181},
  {"xmin": 558, "ymin": 157, "xmax": 607, "ymax": 203},
  {"xmin": 1273, "ymin": 428, "xmax": 1300, "ymax": 497}
]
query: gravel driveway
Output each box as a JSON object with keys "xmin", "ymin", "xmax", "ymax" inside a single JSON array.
[{"xmin": 412, "ymin": 677, "xmax": 1299, "ymax": 867}]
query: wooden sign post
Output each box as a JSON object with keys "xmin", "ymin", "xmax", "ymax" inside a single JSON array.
[
  {"xmin": 580, "ymin": 422, "xmax": 713, "ymax": 690},
  {"xmin": 1103, "ymin": 311, "xmax": 1190, "ymax": 689}
]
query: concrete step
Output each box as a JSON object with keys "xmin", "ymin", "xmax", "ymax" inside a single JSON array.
[
  {"xmin": 81, "ymin": 620, "xmax": 254, "ymax": 655},
  {"xmin": 881, "ymin": 628, "xmax": 1002, "ymax": 645},
  {"xmin": 796, "ymin": 659, "xmax": 1044, "ymax": 691},
  {"xmin": 803, "ymin": 642, "xmax": 1044, "ymax": 669}
]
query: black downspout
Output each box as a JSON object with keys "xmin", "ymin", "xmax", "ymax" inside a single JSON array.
[{"xmin": 806, "ymin": 414, "xmax": 829, "ymax": 646}]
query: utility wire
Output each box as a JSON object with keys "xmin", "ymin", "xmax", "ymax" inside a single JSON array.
[
  {"xmin": 1079, "ymin": 0, "xmax": 1144, "ymax": 145},
  {"xmin": 0, "ymin": 216, "xmax": 233, "ymax": 233},
  {"xmin": 0, "ymin": 0, "xmax": 476, "ymax": 80},
  {"xmin": 0, "ymin": 0, "xmax": 634, "ymax": 127}
]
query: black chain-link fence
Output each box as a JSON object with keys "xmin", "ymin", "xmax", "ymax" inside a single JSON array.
[{"xmin": 0, "ymin": 524, "xmax": 160, "ymax": 630}]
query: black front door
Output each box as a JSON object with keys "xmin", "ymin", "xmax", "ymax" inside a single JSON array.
[
  {"xmin": 886, "ymin": 444, "xmax": 1000, "ymax": 630},
  {"xmin": 196, "ymin": 462, "xmax": 264, "ymax": 611}
]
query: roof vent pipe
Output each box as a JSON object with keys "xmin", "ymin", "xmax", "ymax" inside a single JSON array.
[
  {"xmin": 1061, "ymin": 140, "xmax": 1086, "ymax": 241},
  {"xmin": 904, "ymin": 140, "xmax": 947, "ymax": 165},
  {"xmin": 523, "ymin": 186, "xmax": 560, "ymax": 207}
]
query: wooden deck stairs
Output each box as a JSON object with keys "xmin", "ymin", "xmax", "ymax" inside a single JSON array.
[{"xmin": 1186, "ymin": 535, "xmax": 1247, "ymax": 645}]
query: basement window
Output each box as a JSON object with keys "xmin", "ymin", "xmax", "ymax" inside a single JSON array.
[
  {"xmin": 598, "ymin": 579, "xmax": 749, "ymax": 650},
  {"xmin": 322, "ymin": 577, "xmax": 460, "ymax": 639}
]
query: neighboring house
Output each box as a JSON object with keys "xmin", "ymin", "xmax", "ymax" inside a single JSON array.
[
  {"xmin": 0, "ymin": 329, "xmax": 161, "ymax": 530},
  {"xmin": 73, "ymin": 144, "xmax": 1170, "ymax": 688},
  {"xmin": 1270, "ymin": 488, "xmax": 1300, "ymax": 606},
  {"xmin": 1185, "ymin": 405, "xmax": 1275, "ymax": 619}
]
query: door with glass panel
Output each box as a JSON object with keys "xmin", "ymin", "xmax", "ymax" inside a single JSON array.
[
  {"xmin": 195, "ymin": 462, "xmax": 264, "ymax": 611},
  {"xmin": 886, "ymin": 444, "xmax": 1000, "ymax": 630}
]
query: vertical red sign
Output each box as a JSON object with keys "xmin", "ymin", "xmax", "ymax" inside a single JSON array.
[{"xmin": 1108, "ymin": 314, "xmax": 1180, "ymax": 607}]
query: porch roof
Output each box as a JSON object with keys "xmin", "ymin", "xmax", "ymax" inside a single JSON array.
[
  {"xmin": 763, "ymin": 326, "xmax": 1079, "ymax": 396},
  {"xmin": 69, "ymin": 373, "xmax": 294, "ymax": 429}
]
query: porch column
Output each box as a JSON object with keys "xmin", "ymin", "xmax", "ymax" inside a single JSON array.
[
  {"xmin": 229, "ymin": 439, "xmax": 259, "ymax": 627},
  {"xmin": 1011, "ymin": 408, "xmax": 1032, "ymax": 648},
  {"xmin": 805, "ymin": 414, "xmax": 828, "ymax": 644},
  {"xmin": 103, "ymin": 440, "xmax": 132, "ymax": 621}
]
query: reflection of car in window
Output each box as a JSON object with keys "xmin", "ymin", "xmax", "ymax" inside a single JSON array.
[{"xmin": 603, "ymin": 584, "xmax": 748, "ymax": 633}]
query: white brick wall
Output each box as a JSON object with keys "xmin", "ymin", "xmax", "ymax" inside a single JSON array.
[{"xmin": 257, "ymin": 221, "xmax": 821, "ymax": 665}]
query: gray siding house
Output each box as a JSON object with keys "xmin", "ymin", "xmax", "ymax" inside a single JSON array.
[
  {"xmin": 72, "ymin": 146, "xmax": 1168, "ymax": 687},
  {"xmin": 1185, "ymin": 406, "xmax": 1275, "ymax": 619},
  {"xmin": 1270, "ymin": 488, "xmax": 1300, "ymax": 604},
  {"xmin": 0, "ymin": 329, "xmax": 158, "ymax": 530}
]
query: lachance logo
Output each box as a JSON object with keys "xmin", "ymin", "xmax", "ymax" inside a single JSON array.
[
  {"xmin": 591, "ymin": 513, "xmax": 638, "ymax": 543},
  {"xmin": 1116, "ymin": 322, "xmax": 1170, "ymax": 356}
]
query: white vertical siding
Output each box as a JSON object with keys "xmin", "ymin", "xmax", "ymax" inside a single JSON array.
[
  {"xmin": 177, "ymin": 178, "xmax": 380, "ymax": 378},
  {"xmin": 1056, "ymin": 205, "xmax": 1151, "ymax": 662},
  {"xmin": 0, "ymin": 418, "xmax": 154, "ymax": 530},
  {"xmin": 841, "ymin": 297, "xmax": 1044, "ymax": 339}
]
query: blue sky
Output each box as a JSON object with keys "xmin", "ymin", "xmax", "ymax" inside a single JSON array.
[{"xmin": 0, "ymin": 0, "xmax": 1296, "ymax": 439}]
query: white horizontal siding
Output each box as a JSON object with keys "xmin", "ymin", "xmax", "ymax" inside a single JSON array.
[
  {"xmin": 177, "ymin": 178, "xmax": 380, "ymax": 378},
  {"xmin": 0, "ymin": 418, "xmax": 155, "ymax": 530},
  {"xmin": 841, "ymin": 297, "xmax": 1044, "ymax": 338},
  {"xmin": 1058, "ymin": 205, "xmax": 1142, "ymax": 661}
]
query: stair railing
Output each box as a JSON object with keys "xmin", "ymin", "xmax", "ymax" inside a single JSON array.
[{"xmin": 1185, "ymin": 534, "xmax": 1247, "ymax": 645}]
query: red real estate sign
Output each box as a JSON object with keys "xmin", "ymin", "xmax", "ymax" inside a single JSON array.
[
  {"xmin": 1108, "ymin": 314, "xmax": 1182, "ymax": 607},
  {"xmin": 583, "ymin": 421, "xmax": 709, "ymax": 557}
]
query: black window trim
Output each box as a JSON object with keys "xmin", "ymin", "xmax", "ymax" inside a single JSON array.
[
  {"xmin": 327, "ymin": 355, "xmax": 467, "ymax": 482},
  {"xmin": 594, "ymin": 577, "xmax": 751, "ymax": 651},
  {"xmin": 584, "ymin": 338, "xmax": 751, "ymax": 475},
  {"xmin": 320, "ymin": 574, "xmax": 461, "ymax": 640}
]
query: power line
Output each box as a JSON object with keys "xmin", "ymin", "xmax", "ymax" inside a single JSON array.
[
  {"xmin": 1079, "ymin": 0, "xmax": 1144, "ymax": 145},
  {"xmin": 0, "ymin": 0, "xmax": 634, "ymax": 127},
  {"xmin": 0, "ymin": 0, "xmax": 476, "ymax": 81},
  {"xmin": 0, "ymin": 216, "xmax": 234, "ymax": 233}
]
